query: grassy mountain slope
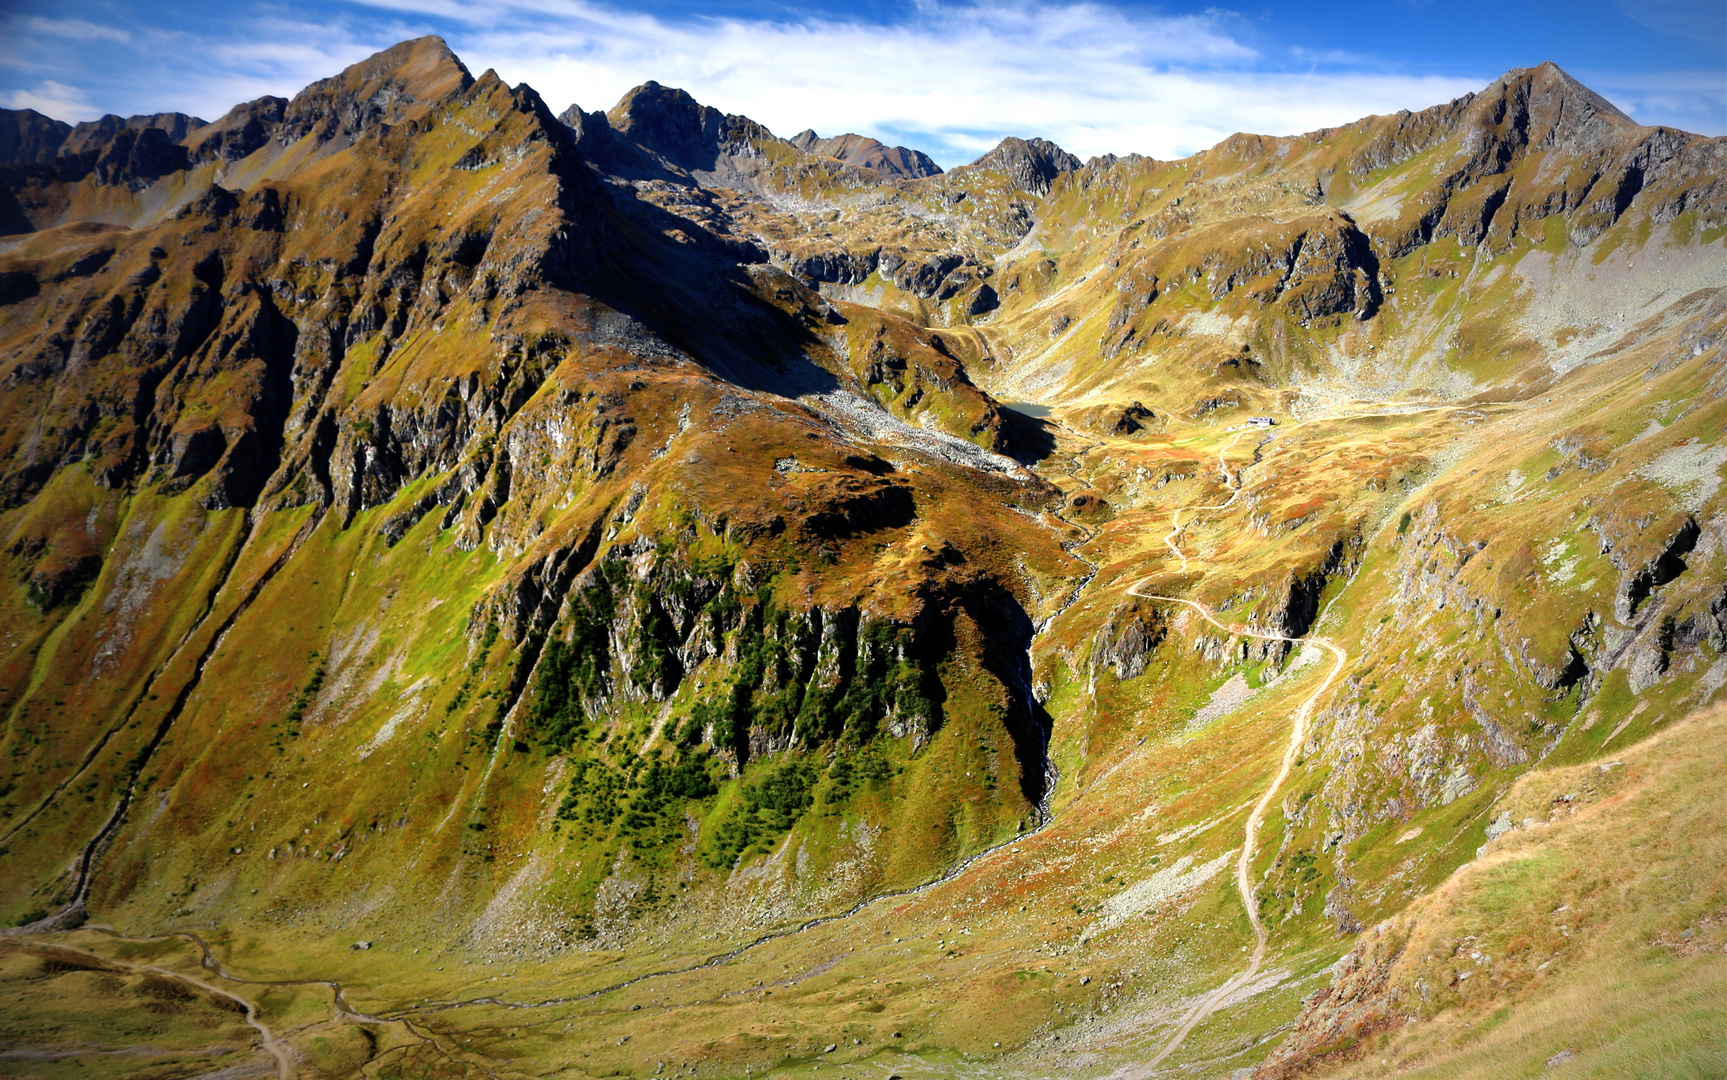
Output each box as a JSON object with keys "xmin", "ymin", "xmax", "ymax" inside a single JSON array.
[{"xmin": 0, "ymin": 37, "xmax": 1723, "ymax": 1080}]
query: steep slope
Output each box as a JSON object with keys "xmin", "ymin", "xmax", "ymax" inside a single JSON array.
[
  {"xmin": 0, "ymin": 35, "xmax": 1076, "ymax": 951},
  {"xmin": 1, "ymin": 41, "xmax": 1724, "ymax": 1080},
  {"xmin": 788, "ymin": 129, "xmax": 943, "ymax": 179},
  {"xmin": 1256, "ymin": 702, "xmax": 1727, "ymax": 1078}
]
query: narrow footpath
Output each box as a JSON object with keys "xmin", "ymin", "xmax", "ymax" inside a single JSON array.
[{"xmin": 1125, "ymin": 428, "xmax": 1350, "ymax": 1074}]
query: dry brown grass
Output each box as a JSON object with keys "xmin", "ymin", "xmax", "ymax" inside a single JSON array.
[{"xmin": 1272, "ymin": 703, "xmax": 1727, "ymax": 1079}]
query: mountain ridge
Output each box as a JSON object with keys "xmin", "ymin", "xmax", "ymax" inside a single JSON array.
[
  {"xmin": 788, "ymin": 128, "xmax": 943, "ymax": 179},
  {"xmin": 0, "ymin": 35, "xmax": 1724, "ymax": 1080}
]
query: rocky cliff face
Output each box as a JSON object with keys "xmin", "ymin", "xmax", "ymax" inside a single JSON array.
[
  {"xmin": 0, "ymin": 35, "xmax": 1073, "ymax": 956},
  {"xmin": 788, "ymin": 129, "xmax": 943, "ymax": 179},
  {"xmin": 2, "ymin": 37, "xmax": 1725, "ymax": 1080}
]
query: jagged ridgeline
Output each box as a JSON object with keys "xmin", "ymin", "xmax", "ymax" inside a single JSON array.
[
  {"xmin": 2, "ymin": 29, "xmax": 1726, "ymax": 1080},
  {"xmin": 0, "ymin": 35, "xmax": 1075, "ymax": 948}
]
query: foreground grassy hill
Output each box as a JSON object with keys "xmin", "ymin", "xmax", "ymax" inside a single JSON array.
[{"xmin": 0, "ymin": 37, "xmax": 1723, "ymax": 1079}]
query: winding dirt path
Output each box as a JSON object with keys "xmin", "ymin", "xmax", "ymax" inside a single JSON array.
[
  {"xmin": 1123, "ymin": 424, "xmax": 1350, "ymax": 1073},
  {"xmin": 18, "ymin": 937, "xmax": 297, "ymax": 1079},
  {"xmin": 11, "ymin": 407, "xmax": 1462, "ymax": 1072},
  {"xmin": 1121, "ymin": 591, "xmax": 1347, "ymax": 1073},
  {"xmin": 69, "ymin": 926, "xmax": 494, "ymax": 1080},
  {"xmin": 1161, "ymin": 432, "xmax": 1246, "ymax": 571}
]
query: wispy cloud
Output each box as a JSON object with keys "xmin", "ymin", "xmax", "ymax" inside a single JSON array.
[
  {"xmin": 342, "ymin": 0, "xmax": 1487, "ymax": 163},
  {"xmin": 23, "ymin": 16, "xmax": 134, "ymax": 43},
  {"xmin": 2, "ymin": 0, "xmax": 1718, "ymax": 164},
  {"xmin": 0, "ymin": 79, "xmax": 102, "ymax": 121},
  {"xmin": 1608, "ymin": 0, "xmax": 1727, "ymax": 44}
]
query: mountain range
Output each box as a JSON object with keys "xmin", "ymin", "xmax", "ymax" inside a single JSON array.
[{"xmin": 1, "ymin": 34, "xmax": 1724, "ymax": 1080}]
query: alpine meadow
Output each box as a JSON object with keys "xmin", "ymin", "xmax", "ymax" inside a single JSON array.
[{"xmin": 1, "ymin": 27, "xmax": 1726, "ymax": 1080}]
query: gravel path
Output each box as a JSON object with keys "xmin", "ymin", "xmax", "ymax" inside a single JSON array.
[
  {"xmin": 1119, "ymin": 590, "xmax": 1347, "ymax": 1075},
  {"xmin": 1162, "ymin": 432, "xmax": 1246, "ymax": 571}
]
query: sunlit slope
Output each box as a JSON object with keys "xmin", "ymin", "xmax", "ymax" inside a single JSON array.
[
  {"xmin": 975, "ymin": 63, "xmax": 1726, "ymax": 421},
  {"xmin": 0, "ymin": 36, "xmax": 1723, "ymax": 1080},
  {"xmin": 1257, "ymin": 702, "xmax": 1727, "ymax": 1079},
  {"xmin": 0, "ymin": 37, "xmax": 1078, "ymax": 951}
]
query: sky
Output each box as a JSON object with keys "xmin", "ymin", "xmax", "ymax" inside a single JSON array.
[{"xmin": 0, "ymin": 0, "xmax": 1722, "ymax": 167}]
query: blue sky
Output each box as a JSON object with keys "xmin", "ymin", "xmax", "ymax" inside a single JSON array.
[{"xmin": 1, "ymin": 0, "xmax": 1721, "ymax": 166}]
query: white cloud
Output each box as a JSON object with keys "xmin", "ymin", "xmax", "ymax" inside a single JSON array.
[
  {"xmin": 10, "ymin": 0, "xmax": 1718, "ymax": 160},
  {"xmin": 206, "ymin": 18, "xmax": 399, "ymax": 92},
  {"xmin": 1, "ymin": 79, "xmax": 102, "ymax": 122},
  {"xmin": 54, "ymin": 15, "xmax": 428, "ymax": 124},
  {"xmin": 371, "ymin": 0, "xmax": 1487, "ymax": 164},
  {"xmin": 1609, "ymin": 0, "xmax": 1727, "ymax": 43},
  {"xmin": 24, "ymin": 17, "xmax": 133, "ymax": 43}
]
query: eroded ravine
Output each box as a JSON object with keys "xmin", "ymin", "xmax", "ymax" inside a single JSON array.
[
  {"xmin": 15, "ymin": 418, "xmax": 1366, "ymax": 1077},
  {"xmin": 5, "ymin": 511, "xmax": 325, "ymax": 934},
  {"xmin": 1027, "ymin": 432, "xmax": 1107, "ymax": 818}
]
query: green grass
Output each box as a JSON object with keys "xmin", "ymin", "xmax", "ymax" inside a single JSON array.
[{"xmin": 1295, "ymin": 705, "xmax": 1727, "ymax": 1079}]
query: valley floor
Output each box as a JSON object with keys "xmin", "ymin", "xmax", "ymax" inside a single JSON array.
[{"xmin": 6, "ymin": 395, "xmax": 1725, "ymax": 1080}]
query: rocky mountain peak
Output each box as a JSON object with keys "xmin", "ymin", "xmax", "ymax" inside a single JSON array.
[
  {"xmin": 961, "ymin": 135, "xmax": 1081, "ymax": 194},
  {"xmin": 1460, "ymin": 59, "xmax": 1640, "ymax": 156},
  {"xmin": 0, "ymin": 109, "xmax": 206, "ymax": 169},
  {"xmin": 608, "ymin": 82, "xmax": 722, "ymax": 149},
  {"xmin": 61, "ymin": 112, "xmax": 206, "ymax": 156},
  {"xmin": 0, "ymin": 108, "xmax": 74, "ymax": 167},
  {"xmin": 605, "ymin": 80, "xmax": 775, "ymax": 175},
  {"xmin": 182, "ymin": 95, "xmax": 289, "ymax": 163},
  {"xmin": 278, "ymin": 35, "xmax": 474, "ymax": 145},
  {"xmin": 556, "ymin": 102, "xmax": 598, "ymax": 144},
  {"xmin": 1518, "ymin": 61, "xmax": 1634, "ymax": 124},
  {"xmin": 331, "ymin": 34, "xmax": 473, "ymax": 105},
  {"xmin": 788, "ymin": 129, "xmax": 943, "ymax": 179}
]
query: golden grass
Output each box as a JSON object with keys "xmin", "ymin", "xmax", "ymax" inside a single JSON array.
[{"xmin": 1290, "ymin": 703, "xmax": 1727, "ymax": 1079}]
